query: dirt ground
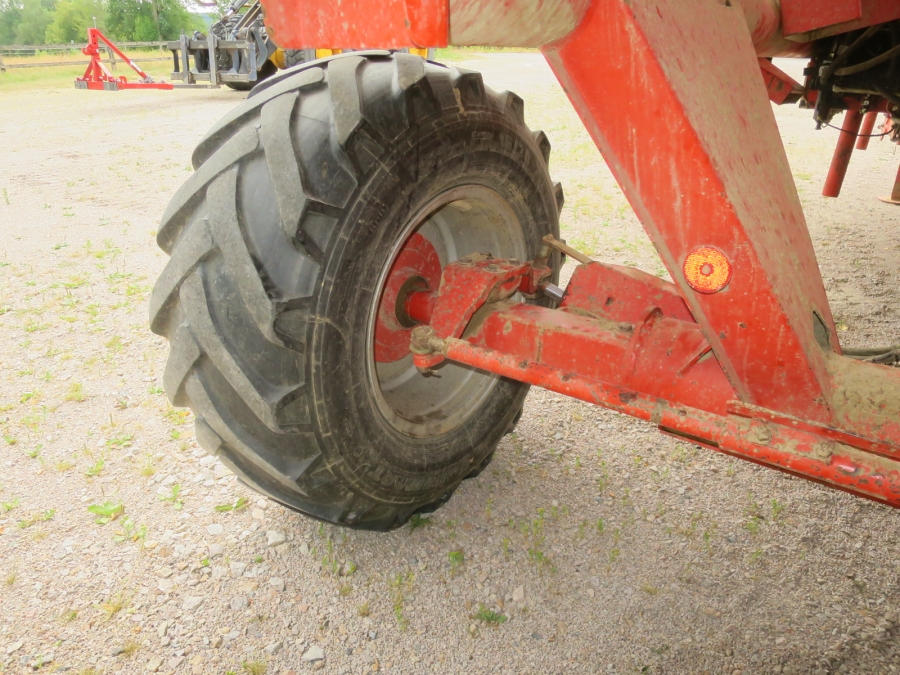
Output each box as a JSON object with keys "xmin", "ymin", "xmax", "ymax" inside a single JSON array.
[{"xmin": 1, "ymin": 53, "xmax": 899, "ymax": 675}]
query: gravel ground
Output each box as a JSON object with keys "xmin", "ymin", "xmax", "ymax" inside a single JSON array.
[{"xmin": 1, "ymin": 53, "xmax": 900, "ymax": 675}]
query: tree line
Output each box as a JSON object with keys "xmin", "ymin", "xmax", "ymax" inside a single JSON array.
[{"xmin": 0, "ymin": 0, "xmax": 206, "ymax": 45}]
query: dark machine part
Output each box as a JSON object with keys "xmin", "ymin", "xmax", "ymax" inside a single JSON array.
[
  {"xmin": 167, "ymin": 0, "xmax": 278, "ymax": 89},
  {"xmin": 804, "ymin": 20, "xmax": 900, "ymax": 133}
]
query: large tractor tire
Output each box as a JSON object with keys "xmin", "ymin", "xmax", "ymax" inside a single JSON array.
[{"xmin": 150, "ymin": 52, "xmax": 561, "ymax": 530}]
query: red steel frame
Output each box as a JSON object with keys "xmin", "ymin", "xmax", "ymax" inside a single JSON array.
[
  {"xmin": 75, "ymin": 28, "xmax": 173, "ymax": 91},
  {"xmin": 261, "ymin": 0, "xmax": 900, "ymax": 507}
]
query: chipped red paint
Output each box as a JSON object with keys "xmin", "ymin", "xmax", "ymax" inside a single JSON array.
[
  {"xmin": 544, "ymin": 1, "xmax": 838, "ymax": 423},
  {"xmin": 406, "ymin": 252, "xmax": 900, "ymax": 507},
  {"xmin": 438, "ymin": 337, "xmax": 900, "ymax": 508},
  {"xmin": 780, "ymin": 0, "xmax": 900, "ymax": 40},
  {"xmin": 262, "ymin": 0, "xmax": 448, "ymax": 49},
  {"xmin": 374, "ymin": 232, "xmax": 442, "ymax": 363}
]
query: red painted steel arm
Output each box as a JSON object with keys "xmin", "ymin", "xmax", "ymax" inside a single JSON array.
[{"xmin": 543, "ymin": 1, "xmax": 838, "ymax": 423}]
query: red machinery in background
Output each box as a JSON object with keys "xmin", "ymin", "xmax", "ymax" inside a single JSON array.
[
  {"xmin": 253, "ymin": 0, "xmax": 900, "ymax": 507},
  {"xmin": 75, "ymin": 27, "xmax": 173, "ymax": 91}
]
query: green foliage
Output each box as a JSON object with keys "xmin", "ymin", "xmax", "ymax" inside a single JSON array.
[
  {"xmin": 0, "ymin": 0, "xmax": 203, "ymax": 45},
  {"xmin": 12, "ymin": 0, "xmax": 53, "ymax": 44},
  {"xmin": 105, "ymin": 0, "xmax": 203, "ymax": 41},
  {"xmin": 87, "ymin": 500, "xmax": 123, "ymax": 524},
  {"xmin": 113, "ymin": 517, "xmax": 146, "ymax": 543},
  {"xmin": 474, "ymin": 604, "xmax": 507, "ymax": 625},
  {"xmin": 44, "ymin": 0, "xmax": 103, "ymax": 43},
  {"xmin": 0, "ymin": 0, "xmax": 21, "ymax": 44},
  {"xmin": 214, "ymin": 496, "xmax": 248, "ymax": 512},
  {"xmin": 159, "ymin": 483, "xmax": 183, "ymax": 509}
]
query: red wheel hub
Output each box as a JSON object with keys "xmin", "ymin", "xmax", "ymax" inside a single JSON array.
[{"xmin": 374, "ymin": 232, "xmax": 442, "ymax": 363}]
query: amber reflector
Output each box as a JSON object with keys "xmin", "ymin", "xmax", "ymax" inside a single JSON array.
[{"xmin": 683, "ymin": 247, "xmax": 732, "ymax": 294}]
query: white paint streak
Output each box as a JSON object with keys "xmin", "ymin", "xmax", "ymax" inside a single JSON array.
[{"xmin": 449, "ymin": 0, "xmax": 592, "ymax": 47}]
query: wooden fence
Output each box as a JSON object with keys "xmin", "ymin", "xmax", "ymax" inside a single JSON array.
[
  {"xmin": 0, "ymin": 41, "xmax": 171, "ymax": 71},
  {"xmin": 1, "ymin": 40, "xmax": 168, "ymax": 55}
]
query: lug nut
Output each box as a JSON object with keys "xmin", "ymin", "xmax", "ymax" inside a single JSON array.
[{"xmin": 458, "ymin": 257, "xmax": 472, "ymax": 266}]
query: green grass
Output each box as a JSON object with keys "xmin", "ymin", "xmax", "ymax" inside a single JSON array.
[
  {"xmin": 87, "ymin": 501, "xmax": 124, "ymax": 525},
  {"xmin": 474, "ymin": 604, "xmax": 508, "ymax": 625}
]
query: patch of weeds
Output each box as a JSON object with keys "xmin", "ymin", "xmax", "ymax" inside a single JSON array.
[
  {"xmin": 98, "ymin": 590, "xmax": 130, "ymax": 620},
  {"xmin": 18, "ymin": 509, "xmax": 55, "ymax": 528},
  {"xmin": 140, "ymin": 455, "xmax": 156, "ymax": 477},
  {"xmin": 55, "ymin": 458, "xmax": 75, "ymax": 472},
  {"xmin": 215, "ymin": 496, "xmax": 249, "ymax": 512},
  {"xmin": 107, "ymin": 433, "xmax": 133, "ymax": 448},
  {"xmin": 390, "ymin": 571, "xmax": 414, "ymax": 631},
  {"xmin": 63, "ymin": 275, "xmax": 88, "ymax": 290},
  {"xmin": 65, "ymin": 382, "xmax": 85, "ymax": 402},
  {"xmin": 164, "ymin": 407, "xmax": 191, "ymax": 425},
  {"xmin": 771, "ymin": 499, "xmax": 786, "ymax": 523},
  {"xmin": 120, "ymin": 640, "xmax": 140, "ymax": 658},
  {"xmin": 357, "ymin": 601, "xmax": 370, "ymax": 617},
  {"xmin": 84, "ymin": 458, "xmax": 104, "ymax": 477},
  {"xmin": 4, "ymin": 434, "xmax": 18, "ymax": 446},
  {"xmin": 105, "ymin": 336, "xmax": 123, "ymax": 353},
  {"xmin": 609, "ymin": 548, "xmax": 621, "ymax": 563},
  {"xmin": 744, "ymin": 496, "xmax": 765, "ymax": 535},
  {"xmin": 448, "ymin": 549, "xmax": 465, "ymax": 575},
  {"xmin": 24, "ymin": 321, "xmax": 50, "ymax": 333},
  {"xmin": 596, "ymin": 453, "xmax": 609, "ymax": 492},
  {"xmin": 1, "ymin": 497, "xmax": 20, "ymax": 512},
  {"xmin": 408, "ymin": 513, "xmax": 433, "ymax": 531},
  {"xmin": 522, "ymin": 509, "xmax": 549, "ymax": 567},
  {"xmin": 61, "ymin": 609, "xmax": 77, "ymax": 622},
  {"xmin": 148, "ymin": 385, "xmax": 164, "ymax": 395},
  {"xmin": 87, "ymin": 501, "xmax": 124, "ymax": 525},
  {"xmin": 52, "ymin": 241, "xmax": 68, "ymax": 251},
  {"xmin": 159, "ymin": 484, "xmax": 183, "ymax": 510},
  {"xmin": 242, "ymin": 659, "xmax": 267, "ymax": 675},
  {"xmin": 254, "ymin": 555, "xmax": 264, "ymax": 563},
  {"xmin": 2, "ymin": 187, "xmax": 9, "ymax": 205},
  {"xmin": 113, "ymin": 517, "xmax": 147, "ymax": 543},
  {"xmin": 641, "ymin": 584, "xmax": 659, "ymax": 596},
  {"xmin": 473, "ymin": 604, "xmax": 507, "ymax": 626},
  {"xmin": 339, "ymin": 583, "xmax": 353, "ymax": 596},
  {"xmin": 5, "ymin": 566, "xmax": 17, "ymax": 586},
  {"xmin": 320, "ymin": 539, "xmax": 340, "ymax": 576}
]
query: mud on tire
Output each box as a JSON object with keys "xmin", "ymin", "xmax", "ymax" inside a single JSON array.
[{"xmin": 150, "ymin": 52, "xmax": 561, "ymax": 530}]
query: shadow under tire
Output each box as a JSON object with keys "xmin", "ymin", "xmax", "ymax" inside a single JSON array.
[{"xmin": 150, "ymin": 52, "xmax": 561, "ymax": 530}]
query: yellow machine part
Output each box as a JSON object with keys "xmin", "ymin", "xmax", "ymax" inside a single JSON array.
[
  {"xmin": 271, "ymin": 47, "xmax": 427, "ymax": 71},
  {"xmin": 269, "ymin": 48, "xmax": 286, "ymax": 69}
]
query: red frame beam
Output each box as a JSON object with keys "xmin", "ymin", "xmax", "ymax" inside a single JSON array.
[
  {"xmin": 543, "ymin": 1, "xmax": 837, "ymax": 424},
  {"xmin": 408, "ymin": 256, "xmax": 900, "ymax": 506}
]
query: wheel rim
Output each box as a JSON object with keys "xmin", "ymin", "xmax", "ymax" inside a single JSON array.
[{"xmin": 367, "ymin": 185, "xmax": 526, "ymax": 438}]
